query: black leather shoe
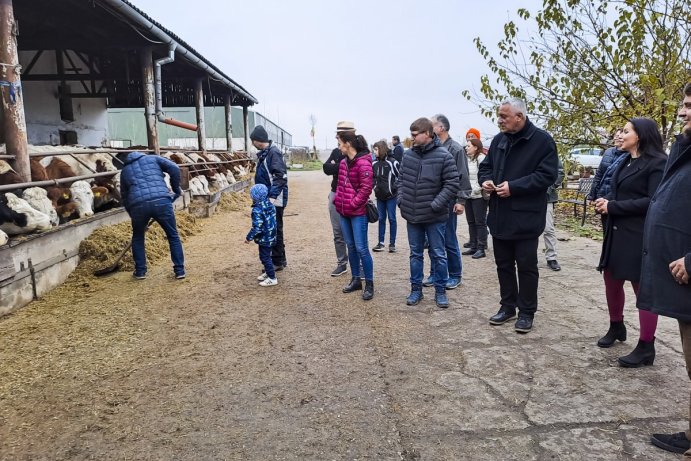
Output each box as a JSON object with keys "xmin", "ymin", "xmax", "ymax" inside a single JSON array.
[
  {"xmin": 515, "ymin": 315, "xmax": 534, "ymax": 333},
  {"xmin": 489, "ymin": 309, "xmax": 516, "ymax": 325},
  {"xmin": 547, "ymin": 260, "xmax": 561, "ymax": 271},
  {"xmin": 472, "ymin": 249, "xmax": 486, "ymax": 259},
  {"xmin": 651, "ymin": 432, "xmax": 691, "ymax": 454},
  {"xmin": 462, "ymin": 248, "xmax": 477, "ymax": 255},
  {"xmin": 342, "ymin": 277, "xmax": 362, "ymax": 293}
]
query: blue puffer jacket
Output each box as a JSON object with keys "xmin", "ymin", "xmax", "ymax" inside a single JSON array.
[
  {"xmin": 120, "ymin": 152, "xmax": 181, "ymax": 211},
  {"xmin": 255, "ymin": 143, "xmax": 288, "ymax": 208},
  {"xmin": 588, "ymin": 147, "xmax": 626, "ymax": 200},
  {"xmin": 246, "ymin": 199, "xmax": 277, "ymax": 247}
]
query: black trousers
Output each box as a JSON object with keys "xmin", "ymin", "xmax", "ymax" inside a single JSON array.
[
  {"xmin": 465, "ymin": 198, "xmax": 489, "ymax": 249},
  {"xmin": 493, "ymin": 237, "xmax": 539, "ymax": 316},
  {"xmin": 272, "ymin": 206, "xmax": 287, "ymax": 266}
]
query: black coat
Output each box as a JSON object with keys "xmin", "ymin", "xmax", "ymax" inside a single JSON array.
[
  {"xmin": 397, "ymin": 137, "xmax": 459, "ymax": 224},
  {"xmin": 597, "ymin": 153, "xmax": 666, "ymax": 281},
  {"xmin": 478, "ymin": 119, "xmax": 559, "ymax": 240},
  {"xmin": 638, "ymin": 135, "xmax": 691, "ymax": 320},
  {"xmin": 323, "ymin": 147, "xmax": 345, "ymax": 192}
]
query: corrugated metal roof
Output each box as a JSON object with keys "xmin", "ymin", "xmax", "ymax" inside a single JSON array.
[{"xmin": 116, "ymin": 0, "xmax": 257, "ymax": 105}]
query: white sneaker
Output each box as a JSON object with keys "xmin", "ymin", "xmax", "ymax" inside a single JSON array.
[
  {"xmin": 257, "ymin": 272, "xmax": 268, "ymax": 281},
  {"xmin": 259, "ymin": 277, "xmax": 278, "ymax": 287}
]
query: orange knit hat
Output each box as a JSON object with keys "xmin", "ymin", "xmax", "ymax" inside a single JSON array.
[{"xmin": 466, "ymin": 128, "xmax": 481, "ymax": 140}]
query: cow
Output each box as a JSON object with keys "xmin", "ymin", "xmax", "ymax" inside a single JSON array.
[
  {"xmin": 91, "ymin": 186, "xmax": 119, "ymax": 213},
  {"xmin": 188, "ymin": 176, "xmax": 205, "ymax": 196},
  {"xmin": 40, "ymin": 153, "xmax": 118, "ymax": 179},
  {"xmin": 56, "ymin": 202, "xmax": 79, "ymax": 224},
  {"xmin": 0, "ymin": 193, "xmax": 51, "ymax": 235},
  {"xmin": 30, "ymin": 158, "xmax": 49, "ymax": 182},
  {"xmin": 45, "ymin": 157, "xmax": 78, "ymax": 184},
  {"xmin": 69, "ymin": 181, "xmax": 94, "ymax": 218},
  {"xmin": 0, "ymin": 160, "xmax": 23, "ymax": 185},
  {"xmin": 46, "ymin": 186, "xmax": 72, "ymax": 208},
  {"xmin": 22, "ymin": 187, "xmax": 59, "ymax": 226},
  {"xmin": 0, "ymin": 228, "xmax": 7, "ymax": 246}
]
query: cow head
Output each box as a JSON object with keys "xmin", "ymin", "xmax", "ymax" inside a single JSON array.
[{"xmin": 69, "ymin": 180, "xmax": 94, "ymax": 218}]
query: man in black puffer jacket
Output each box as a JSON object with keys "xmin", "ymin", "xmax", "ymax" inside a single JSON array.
[
  {"xmin": 478, "ymin": 98, "xmax": 558, "ymax": 334},
  {"xmin": 397, "ymin": 117, "xmax": 459, "ymax": 309}
]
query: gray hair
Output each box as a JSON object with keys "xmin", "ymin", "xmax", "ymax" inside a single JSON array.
[
  {"xmin": 500, "ymin": 98, "xmax": 527, "ymax": 116},
  {"xmin": 431, "ymin": 114, "xmax": 450, "ymax": 132}
]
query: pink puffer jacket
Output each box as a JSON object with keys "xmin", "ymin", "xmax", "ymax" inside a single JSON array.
[{"xmin": 333, "ymin": 152, "xmax": 373, "ymax": 217}]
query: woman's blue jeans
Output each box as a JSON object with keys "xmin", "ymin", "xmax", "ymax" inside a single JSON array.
[
  {"xmin": 377, "ymin": 198, "xmax": 397, "ymax": 245},
  {"xmin": 129, "ymin": 198, "xmax": 185, "ymax": 276},
  {"xmin": 339, "ymin": 215, "xmax": 374, "ymax": 281}
]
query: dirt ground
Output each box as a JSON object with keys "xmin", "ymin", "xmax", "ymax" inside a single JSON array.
[{"xmin": 0, "ymin": 170, "xmax": 688, "ymax": 460}]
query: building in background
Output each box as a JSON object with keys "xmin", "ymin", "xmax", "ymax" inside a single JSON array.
[{"xmin": 108, "ymin": 108, "xmax": 292, "ymax": 153}]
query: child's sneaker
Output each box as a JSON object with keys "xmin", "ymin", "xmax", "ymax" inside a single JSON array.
[
  {"xmin": 257, "ymin": 272, "xmax": 269, "ymax": 281},
  {"xmin": 259, "ymin": 277, "xmax": 278, "ymax": 287}
]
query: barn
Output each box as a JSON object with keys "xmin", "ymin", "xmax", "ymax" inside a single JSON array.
[{"xmin": 0, "ymin": 0, "xmax": 279, "ymax": 315}]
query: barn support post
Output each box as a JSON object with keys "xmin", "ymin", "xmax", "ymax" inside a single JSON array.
[
  {"xmin": 224, "ymin": 94, "xmax": 233, "ymax": 152},
  {"xmin": 140, "ymin": 47, "xmax": 160, "ymax": 154},
  {"xmin": 194, "ymin": 78, "xmax": 206, "ymax": 152},
  {"xmin": 0, "ymin": 0, "xmax": 30, "ymax": 181},
  {"xmin": 242, "ymin": 105, "xmax": 249, "ymax": 153}
]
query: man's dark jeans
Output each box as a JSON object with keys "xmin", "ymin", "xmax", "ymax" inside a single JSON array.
[{"xmin": 130, "ymin": 198, "xmax": 185, "ymax": 276}]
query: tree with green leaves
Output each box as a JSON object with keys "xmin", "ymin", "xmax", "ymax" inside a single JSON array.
[{"xmin": 464, "ymin": 0, "xmax": 691, "ymax": 151}]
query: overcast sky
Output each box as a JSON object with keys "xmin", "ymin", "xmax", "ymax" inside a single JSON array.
[{"xmin": 132, "ymin": 0, "xmax": 543, "ymax": 149}]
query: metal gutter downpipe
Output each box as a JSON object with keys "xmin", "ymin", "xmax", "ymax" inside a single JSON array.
[
  {"xmin": 153, "ymin": 43, "xmax": 197, "ymax": 131},
  {"xmin": 98, "ymin": 0, "xmax": 258, "ymax": 105}
]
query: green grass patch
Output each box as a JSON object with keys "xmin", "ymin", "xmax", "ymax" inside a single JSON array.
[{"xmin": 289, "ymin": 160, "xmax": 323, "ymax": 171}]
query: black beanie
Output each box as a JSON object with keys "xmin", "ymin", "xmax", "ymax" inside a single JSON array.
[{"xmin": 250, "ymin": 125, "xmax": 269, "ymax": 143}]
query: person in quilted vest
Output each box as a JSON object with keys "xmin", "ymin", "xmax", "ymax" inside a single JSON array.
[
  {"xmin": 333, "ymin": 129, "xmax": 375, "ymax": 301},
  {"xmin": 245, "ymin": 184, "xmax": 278, "ymax": 287},
  {"xmin": 120, "ymin": 151, "xmax": 185, "ymax": 280}
]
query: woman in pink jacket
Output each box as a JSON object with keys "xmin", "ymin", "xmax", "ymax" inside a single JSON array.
[{"xmin": 333, "ymin": 130, "xmax": 375, "ymax": 300}]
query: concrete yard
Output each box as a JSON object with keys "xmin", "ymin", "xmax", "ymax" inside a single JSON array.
[{"xmin": 0, "ymin": 170, "xmax": 686, "ymax": 460}]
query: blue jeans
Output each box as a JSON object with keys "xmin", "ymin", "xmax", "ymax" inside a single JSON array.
[
  {"xmin": 130, "ymin": 198, "xmax": 185, "ymax": 276},
  {"xmin": 259, "ymin": 245, "xmax": 276, "ymax": 279},
  {"xmin": 340, "ymin": 215, "xmax": 374, "ymax": 280},
  {"xmin": 408, "ymin": 221, "xmax": 447, "ymax": 289},
  {"xmin": 429, "ymin": 203, "xmax": 463, "ymax": 279},
  {"xmin": 377, "ymin": 198, "xmax": 397, "ymax": 245}
]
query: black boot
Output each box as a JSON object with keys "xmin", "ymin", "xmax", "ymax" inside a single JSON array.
[
  {"xmin": 618, "ymin": 338, "xmax": 655, "ymax": 368},
  {"xmin": 342, "ymin": 277, "xmax": 362, "ymax": 293},
  {"xmin": 362, "ymin": 280, "xmax": 374, "ymax": 301},
  {"xmin": 597, "ymin": 321, "xmax": 627, "ymax": 348}
]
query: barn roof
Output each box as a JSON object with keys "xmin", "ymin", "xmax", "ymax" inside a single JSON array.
[{"xmin": 14, "ymin": 0, "xmax": 258, "ymax": 108}]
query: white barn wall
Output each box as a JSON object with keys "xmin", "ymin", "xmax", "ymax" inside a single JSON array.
[{"xmin": 19, "ymin": 51, "xmax": 109, "ymax": 146}]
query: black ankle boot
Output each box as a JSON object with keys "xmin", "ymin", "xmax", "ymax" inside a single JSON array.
[
  {"xmin": 597, "ymin": 321, "xmax": 627, "ymax": 348},
  {"xmin": 342, "ymin": 277, "xmax": 362, "ymax": 293},
  {"xmin": 618, "ymin": 338, "xmax": 655, "ymax": 368},
  {"xmin": 362, "ymin": 280, "xmax": 374, "ymax": 300}
]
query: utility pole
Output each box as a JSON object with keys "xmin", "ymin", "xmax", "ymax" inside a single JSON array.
[{"xmin": 0, "ymin": 0, "xmax": 30, "ymax": 181}]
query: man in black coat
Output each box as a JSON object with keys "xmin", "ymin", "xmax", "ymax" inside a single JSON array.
[
  {"xmin": 642, "ymin": 83, "xmax": 691, "ymax": 456},
  {"xmin": 478, "ymin": 98, "xmax": 558, "ymax": 333},
  {"xmin": 322, "ymin": 121, "xmax": 355, "ymax": 276},
  {"xmin": 391, "ymin": 135, "xmax": 404, "ymax": 163}
]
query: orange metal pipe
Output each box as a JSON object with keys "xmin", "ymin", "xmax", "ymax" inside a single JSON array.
[{"xmin": 161, "ymin": 117, "xmax": 198, "ymax": 131}]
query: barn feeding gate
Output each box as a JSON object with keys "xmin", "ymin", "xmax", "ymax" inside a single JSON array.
[{"xmin": 0, "ymin": 0, "xmax": 259, "ymax": 315}]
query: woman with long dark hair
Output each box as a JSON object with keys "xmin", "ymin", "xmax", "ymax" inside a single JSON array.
[
  {"xmin": 462, "ymin": 138, "xmax": 488, "ymax": 259},
  {"xmin": 594, "ymin": 117, "xmax": 666, "ymax": 366},
  {"xmin": 333, "ymin": 130, "xmax": 375, "ymax": 300}
]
